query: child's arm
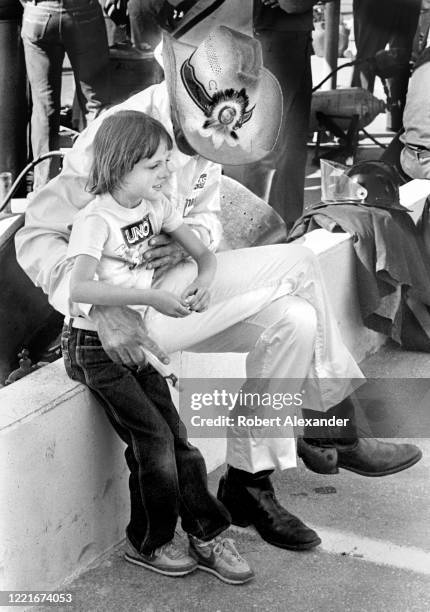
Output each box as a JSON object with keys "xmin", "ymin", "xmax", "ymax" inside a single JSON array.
[
  {"xmin": 169, "ymin": 223, "xmax": 217, "ymax": 312},
  {"xmin": 70, "ymin": 254, "xmax": 191, "ymax": 318}
]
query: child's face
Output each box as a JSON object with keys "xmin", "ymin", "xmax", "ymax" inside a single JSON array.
[{"xmin": 122, "ymin": 141, "xmax": 172, "ymax": 202}]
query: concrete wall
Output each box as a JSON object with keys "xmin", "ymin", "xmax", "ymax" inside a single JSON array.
[{"xmin": 0, "ymin": 362, "xmax": 129, "ymax": 590}]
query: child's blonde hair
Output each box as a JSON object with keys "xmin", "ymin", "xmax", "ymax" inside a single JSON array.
[{"xmin": 87, "ymin": 110, "xmax": 173, "ymax": 195}]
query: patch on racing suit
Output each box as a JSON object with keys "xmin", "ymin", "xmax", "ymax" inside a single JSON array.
[
  {"xmin": 183, "ymin": 173, "xmax": 207, "ymax": 216},
  {"xmin": 194, "ymin": 173, "xmax": 207, "ymax": 190},
  {"xmin": 183, "ymin": 197, "xmax": 196, "ymax": 216}
]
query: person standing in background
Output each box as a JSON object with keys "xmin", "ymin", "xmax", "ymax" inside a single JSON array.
[
  {"xmin": 128, "ymin": 0, "xmax": 196, "ymax": 50},
  {"xmin": 351, "ymin": 0, "xmax": 421, "ymax": 132},
  {"xmin": 225, "ymin": 0, "xmax": 316, "ymax": 228},
  {"xmin": 128, "ymin": 0, "xmax": 164, "ymax": 50},
  {"xmin": 400, "ymin": 46, "xmax": 430, "ymax": 179},
  {"xmin": 412, "ymin": 0, "xmax": 430, "ymax": 61},
  {"xmin": 20, "ymin": 0, "xmax": 110, "ymax": 191}
]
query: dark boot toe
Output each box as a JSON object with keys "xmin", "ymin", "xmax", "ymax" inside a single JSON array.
[
  {"xmin": 217, "ymin": 468, "xmax": 321, "ymax": 550},
  {"xmin": 337, "ymin": 438, "xmax": 422, "ymax": 476},
  {"xmin": 254, "ymin": 501, "xmax": 322, "ymax": 551}
]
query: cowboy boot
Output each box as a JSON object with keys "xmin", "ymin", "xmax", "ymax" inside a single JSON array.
[
  {"xmin": 296, "ymin": 436, "xmax": 339, "ymax": 474},
  {"xmin": 300, "ymin": 397, "xmax": 422, "ymax": 477},
  {"xmin": 217, "ymin": 466, "xmax": 321, "ymax": 551}
]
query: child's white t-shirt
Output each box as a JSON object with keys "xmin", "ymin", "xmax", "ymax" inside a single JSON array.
[{"xmin": 67, "ymin": 192, "xmax": 183, "ymax": 316}]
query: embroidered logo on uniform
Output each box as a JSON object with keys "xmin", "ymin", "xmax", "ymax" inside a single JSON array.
[
  {"xmin": 121, "ymin": 214, "xmax": 154, "ymax": 247},
  {"xmin": 183, "ymin": 197, "xmax": 196, "ymax": 216},
  {"xmin": 194, "ymin": 173, "xmax": 207, "ymax": 190}
]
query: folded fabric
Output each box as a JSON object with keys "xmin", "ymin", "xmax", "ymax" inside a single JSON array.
[{"xmin": 288, "ymin": 202, "xmax": 430, "ymax": 350}]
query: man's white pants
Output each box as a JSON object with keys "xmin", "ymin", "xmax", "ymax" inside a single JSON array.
[{"xmin": 146, "ymin": 244, "xmax": 364, "ymax": 473}]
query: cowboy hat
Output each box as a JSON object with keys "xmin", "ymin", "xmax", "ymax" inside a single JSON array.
[{"xmin": 162, "ymin": 25, "xmax": 283, "ymax": 165}]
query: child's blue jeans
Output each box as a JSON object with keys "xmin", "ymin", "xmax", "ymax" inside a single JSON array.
[{"xmin": 61, "ymin": 323, "xmax": 231, "ymax": 553}]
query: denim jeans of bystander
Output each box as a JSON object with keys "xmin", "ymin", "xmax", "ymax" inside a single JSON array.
[{"xmin": 21, "ymin": 0, "xmax": 110, "ymax": 189}]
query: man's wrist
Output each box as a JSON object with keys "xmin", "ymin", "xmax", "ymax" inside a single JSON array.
[
  {"xmin": 89, "ymin": 304, "xmax": 123, "ymax": 323},
  {"xmin": 179, "ymin": 245, "xmax": 191, "ymax": 261},
  {"xmin": 88, "ymin": 304, "xmax": 108, "ymax": 328}
]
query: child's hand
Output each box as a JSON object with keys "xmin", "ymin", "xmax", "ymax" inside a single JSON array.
[
  {"xmin": 150, "ymin": 290, "xmax": 192, "ymax": 318},
  {"xmin": 181, "ymin": 281, "xmax": 211, "ymax": 313}
]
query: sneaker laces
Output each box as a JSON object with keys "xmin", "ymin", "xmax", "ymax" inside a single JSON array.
[
  {"xmin": 193, "ymin": 535, "xmax": 245, "ymax": 563},
  {"xmin": 155, "ymin": 540, "xmax": 185, "ymax": 560},
  {"xmin": 212, "ymin": 536, "xmax": 245, "ymax": 563}
]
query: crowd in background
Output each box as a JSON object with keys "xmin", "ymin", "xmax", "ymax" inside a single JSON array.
[{"xmin": 19, "ymin": 0, "xmax": 430, "ymax": 217}]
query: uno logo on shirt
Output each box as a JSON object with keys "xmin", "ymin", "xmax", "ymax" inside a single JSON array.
[{"xmin": 121, "ymin": 214, "xmax": 154, "ymax": 247}]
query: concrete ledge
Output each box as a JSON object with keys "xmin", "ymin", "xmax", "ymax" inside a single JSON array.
[
  {"xmin": 398, "ymin": 178, "xmax": 430, "ymax": 222},
  {"xmin": 2, "ymin": 179, "xmax": 429, "ymax": 590},
  {"xmin": 0, "ymin": 361, "xmax": 129, "ymax": 590}
]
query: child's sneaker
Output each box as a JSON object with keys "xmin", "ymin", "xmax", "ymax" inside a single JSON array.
[
  {"xmin": 125, "ymin": 538, "xmax": 197, "ymax": 577},
  {"xmin": 188, "ymin": 535, "xmax": 254, "ymax": 585}
]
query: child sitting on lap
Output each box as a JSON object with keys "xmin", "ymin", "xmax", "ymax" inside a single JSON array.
[{"xmin": 63, "ymin": 110, "xmax": 253, "ymax": 585}]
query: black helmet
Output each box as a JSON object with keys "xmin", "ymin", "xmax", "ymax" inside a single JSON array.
[{"xmin": 345, "ymin": 161, "xmax": 405, "ymax": 210}]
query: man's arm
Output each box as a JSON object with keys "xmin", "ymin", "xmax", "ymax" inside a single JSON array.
[
  {"xmin": 144, "ymin": 160, "xmax": 224, "ymax": 277},
  {"xmin": 91, "ymin": 305, "xmax": 170, "ymax": 366},
  {"xmin": 15, "ymin": 172, "xmax": 92, "ymax": 317}
]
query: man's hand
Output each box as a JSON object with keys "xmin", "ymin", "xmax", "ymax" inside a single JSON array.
[
  {"xmin": 144, "ymin": 233, "xmax": 187, "ymax": 279},
  {"xmin": 89, "ymin": 305, "xmax": 170, "ymax": 367}
]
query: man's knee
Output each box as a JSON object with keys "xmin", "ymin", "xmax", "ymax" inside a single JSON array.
[
  {"xmin": 283, "ymin": 245, "xmax": 319, "ymax": 274},
  {"xmin": 253, "ymin": 296, "xmax": 317, "ymax": 352},
  {"xmin": 284, "ymin": 298, "xmax": 317, "ymax": 345}
]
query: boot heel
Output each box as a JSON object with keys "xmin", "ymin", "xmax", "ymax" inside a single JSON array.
[
  {"xmin": 228, "ymin": 508, "xmax": 252, "ymax": 528},
  {"xmin": 297, "ymin": 438, "xmax": 339, "ymax": 475}
]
